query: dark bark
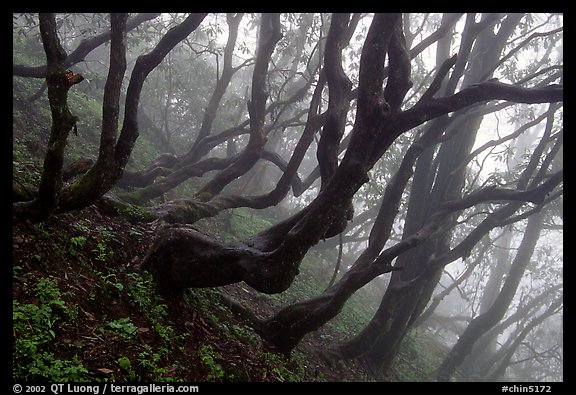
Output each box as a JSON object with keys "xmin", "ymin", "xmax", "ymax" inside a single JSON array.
[
  {"xmin": 118, "ymin": 155, "xmax": 238, "ymax": 206},
  {"xmin": 99, "ymin": 13, "xmax": 129, "ymax": 163},
  {"xmin": 62, "ymin": 158, "xmax": 94, "ymax": 182},
  {"xmin": 317, "ymin": 13, "xmax": 352, "ymax": 190},
  {"xmin": 141, "ymin": 13, "xmax": 401, "ymax": 295},
  {"xmin": 13, "ymin": 13, "xmax": 206, "ymax": 218},
  {"xmin": 361, "ymin": 171, "xmax": 560, "ymax": 376},
  {"xmin": 114, "ymin": 13, "xmax": 559, "ymax": 206},
  {"xmin": 140, "ymin": 12, "xmax": 562, "ymax": 321},
  {"xmin": 252, "ymin": 171, "xmax": 562, "ymax": 352},
  {"xmin": 13, "ymin": 13, "xmax": 77, "ymax": 222},
  {"xmin": 57, "ymin": 13, "xmax": 207, "ymax": 212},
  {"xmin": 118, "ymin": 153, "xmax": 179, "ymax": 189},
  {"xmin": 339, "ymin": 14, "xmax": 531, "ymax": 375},
  {"xmin": 315, "ymin": 13, "xmax": 354, "ymax": 236},
  {"xmin": 131, "ymin": 9, "xmax": 457, "ymax": 201},
  {"xmin": 195, "ymin": 14, "xmax": 282, "ymax": 199}
]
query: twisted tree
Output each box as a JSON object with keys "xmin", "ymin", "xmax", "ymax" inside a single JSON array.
[{"xmin": 13, "ymin": 13, "xmax": 563, "ymax": 380}]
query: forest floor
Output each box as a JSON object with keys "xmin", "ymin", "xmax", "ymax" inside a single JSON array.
[
  {"xmin": 12, "ymin": 202, "xmax": 449, "ymax": 382},
  {"xmin": 12, "ymin": 204, "xmax": 363, "ymax": 382}
]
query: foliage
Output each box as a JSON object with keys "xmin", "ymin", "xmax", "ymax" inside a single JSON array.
[
  {"xmin": 117, "ymin": 356, "xmax": 139, "ymax": 381},
  {"xmin": 12, "ymin": 12, "xmax": 563, "ymax": 382},
  {"xmin": 69, "ymin": 235, "xmax": 87, "ymax": 256},
  {"xmin": 197, "ymin": 344, "xmax": 228, "ymax": 381},
  {"xmin": 105, "ymin": 317, "xmax": 138, "ymax": 338},
  {"xmin": 125, "ymin": 272, "xmax": 176, "ymax": 345},
  {"xmin": 13, "ymin": 277, "xmax": 90, "ymax": 381}
]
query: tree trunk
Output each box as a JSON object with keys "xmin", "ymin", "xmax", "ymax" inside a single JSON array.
[
  {"xmin": 57, "ymin": 13, "xmax": 207, "ymax": 212},
  {"xmin": 460, "ymin": 221, "xmax": 513, "ymax": 377},
  {"xmin": 13, "ymin": 13, "xmax": 78, "ymax": 222},
  {"xmin": 138, "ymin": 13, "xmax": 561, "ymax": 348},
  {"xmin": 485, "ymin": 296, "xmax": 562, "ymax": 381},
  {"xmin": 436, "ymin": 211, "xmax": 544, "ymax": 381},
  {"xmin": 339, "ymin": 14, "xmax": 525, "ymax": 376}
]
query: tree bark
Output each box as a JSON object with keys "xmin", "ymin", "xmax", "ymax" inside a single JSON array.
[
  {"xmin": 57, "ymin": 13, "xmax": 207, "ymax": 212},
  {"xmin": 13, "ymin": 13, "xmax": 77, "ymax": 222},
  {"xmin": 339, "ymin": 14, "xmax": 528, "ymax": 376},
  {"xmin": 140, "ymin": 12, "xmax": 561, "ymax": 314},
  {"xmin": 252, "ymin": 172, "xmax": 561, "ymax": 352},
  {"xmin": 194, "ymin": 14, "xmax": 282, "ymax": 199}
]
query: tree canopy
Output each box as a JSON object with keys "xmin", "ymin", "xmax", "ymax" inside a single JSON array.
[{"xmin": 13, "ymin": 13, "xmax": 563, "ymax": 382}]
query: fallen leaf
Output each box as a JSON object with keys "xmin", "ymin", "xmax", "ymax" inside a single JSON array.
[{"xmin": 97, "ymin": 368, "xmax": 114, "ymax": 375}]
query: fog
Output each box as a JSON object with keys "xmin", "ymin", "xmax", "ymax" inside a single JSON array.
[{"xmin": 13, "ymin": 13, "xmax": 562, "ymax": 382}]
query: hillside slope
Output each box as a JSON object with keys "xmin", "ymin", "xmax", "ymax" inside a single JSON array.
[
  {"xmin": 12, "ymin": 205, "xmax": 367, "ymax": 381},
  {"xmin": 12, "ymin": 202, "xmax": 451, "ymax": 382},
  {"xmin": 12, "ymin": 77, "xmax": 449, "ymax": 382}
]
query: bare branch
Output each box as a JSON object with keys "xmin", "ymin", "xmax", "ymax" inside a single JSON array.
[{"xmin": 13, "ymin": 13, "xmax": 160, "ymax": 78}]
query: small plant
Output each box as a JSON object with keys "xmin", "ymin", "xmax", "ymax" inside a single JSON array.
[
  {"xmin": 138, "ymin": 345, "xmax": 180, "ymax": 382},
  {"xmin": 118, "ymin": 204, "xmax": 155, "ymax": 222},
  {"xmin": 126, "ymin": 272, "xmax": 174, "ymax": 344},
  {"xmin": 262, "ymin": 351, "xmax": 301, "ymax": 382},
  {"xmin": 198, "ymin": 344, "xmax": 227, "ymax": 381},
  {"xmin": 33, "ymin": 223, "xmax": 51, "ymax": 238},
  {"xmin": 94, "ymin": 271, "xmax": 124, "ymax": 295},
  {"xmin": 13, "ymin": 277, "xmax": 89, "ymax": 381},
  {"xmin": 105, "ymin": 317, "xmax": 138, "ymax": 338},
  {"xmin": 73, "ymin": 222, "xmax": 90, "ymax": 233},
  {"xmin": 69, "ymin": 236, "xmax": 87, "ymax": 256},
  {"xmin": 128, "ymin": 227, "xmax": 143, "ymax": 237},
  {"xmin": 92, "ymin": 241, "xmax": 112, "ymax": 262},
  {"xmin": 117, "ymin": 356, "xmax": 139, "ymax": 381}
]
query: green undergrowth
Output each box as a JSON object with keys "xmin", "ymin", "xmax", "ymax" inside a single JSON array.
[
  {"xmin": 183, "ymin": 286, "xmax": 312, "ymax": 382},
  {"xmin": 13, "ymin": 212, "xmax": 187, "ymax": 382},
  {"xmin": 12, "ymin": 203, "xmax": 448, "ymax": 381},
  {"xmin": 13, "ymin": 71, "xmax": 447, "ymax": 381},
  {"xmin": 13, "ymin": 274, "xmax": 90, "ymax": 381}
]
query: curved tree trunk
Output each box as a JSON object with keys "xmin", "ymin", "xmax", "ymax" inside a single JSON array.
[
  {"xmin": 140, "ymin": 12, "xmax": 561, "ymax": 328},
  {"xmin": 337, "ymin": 13, "xmax": 525, "ymax": 377},
  {"xmin": 249, "ymin": 170, "xmax": 561, "ymax": 351},
  {"xmin": 13, "ymin": 13, "xmax": 81, "ymax": 222},
  {"xmin": 57, "ymin": 13, "xmax": 207, "ymax": 212}
]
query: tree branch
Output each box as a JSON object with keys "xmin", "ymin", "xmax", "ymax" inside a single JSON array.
[
  {"xmin": 400, "ymin": 81, "xmax": 563, "ymax": 133},
  {"xmin": 13, "ymin": 13, "xmax": 160, "ymax": 78}
]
